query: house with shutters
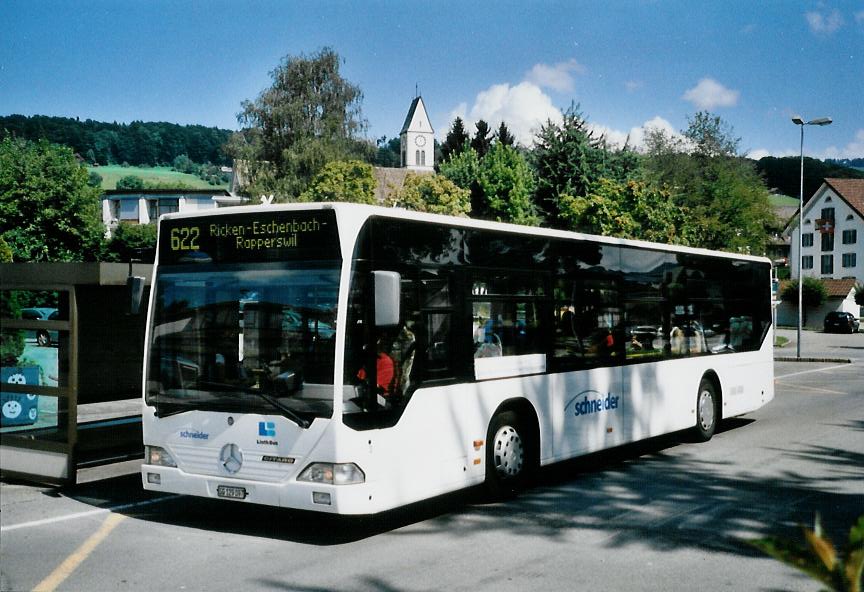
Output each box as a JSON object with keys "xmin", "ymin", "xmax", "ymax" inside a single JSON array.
[
  {"xmin": 787, "ymin": 178, "xmax": 864, "ymax": 285},
  {"xmin": 779, "ymin": 178, "xmax": 863, "ymax": 325}
]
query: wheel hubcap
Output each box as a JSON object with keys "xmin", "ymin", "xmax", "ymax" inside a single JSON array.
[
  {"xmin": 492, "ymin": 425, "xmax": 524, "ymax": 477},
  {"xmin": 698, "ymin": 389, "xmax": 715, "ymax": 431}
]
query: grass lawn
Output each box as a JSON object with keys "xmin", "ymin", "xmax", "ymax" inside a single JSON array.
[
  {"xmin": 769, "ymin": 194, "xmax": 798, "ymax": 207},
  {"xmin": 89, "ymin": 165, "xmax": 228, "ymax": 190}
]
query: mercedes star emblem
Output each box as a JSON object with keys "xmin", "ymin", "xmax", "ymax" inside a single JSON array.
[{"xmin": 219, "ymin": 443, "xmax": 243, "ymax": 474}]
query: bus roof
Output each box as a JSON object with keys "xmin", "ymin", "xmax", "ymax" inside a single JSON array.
[{"xmin": 160, "ymin": 201, "xmax": 771, "ymax": 265}]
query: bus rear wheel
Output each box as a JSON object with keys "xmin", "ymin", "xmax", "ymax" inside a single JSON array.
[
  {"xmin": 693, "ymin": 378, "xmax": 719, "ymax": 442},
  {"xmin": 485, "ymin": 410, "xmax": 533, "ymax": 499}
]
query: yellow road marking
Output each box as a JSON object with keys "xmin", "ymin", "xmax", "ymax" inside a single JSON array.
[{"xmin": 32, "ymin": 513, "xmax": 125, "ymax": 592}]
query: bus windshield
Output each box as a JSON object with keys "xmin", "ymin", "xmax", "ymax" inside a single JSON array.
[{"xmin": 145, "ymin": 261, "xmax": 339, "ymax": 423}]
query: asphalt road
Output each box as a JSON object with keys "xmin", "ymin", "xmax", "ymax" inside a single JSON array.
[{"xmin": 2, "ymin": 340, "xmax": 862, "ymax": 592}]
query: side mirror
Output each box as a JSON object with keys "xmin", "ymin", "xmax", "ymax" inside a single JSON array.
[
  {"xmin": 373, "ymin": 271, "xmax": 400, "ymax": 327},
  {"xmin": 128, "ymin": 276, "xmax": 145, "ymax": 315}
]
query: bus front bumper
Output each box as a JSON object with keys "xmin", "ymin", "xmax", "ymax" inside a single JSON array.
[{"xmin": 141, "ymin": 464, "xmax": 376, "ymax": 514}]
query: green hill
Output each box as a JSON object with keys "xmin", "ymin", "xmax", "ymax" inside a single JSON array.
[
  {"xmin": 757, "ymin": 156, "xmax": 864, "ymax": 201},
  {"xmin": 89, "ymin": 165, "xmax": 229, "ymax": 190}
]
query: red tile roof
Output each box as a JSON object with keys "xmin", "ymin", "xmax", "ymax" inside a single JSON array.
[
  {"xmin": 822, "ymin": 278, "xmax": 859, "ymax": 298},
  {"xmin": 778, "ymin": 278, "xmax": 859, "ymax": 298},
  {"xmin": 824, "ymin": 178, "xmax": 864, "ymax": 218}
]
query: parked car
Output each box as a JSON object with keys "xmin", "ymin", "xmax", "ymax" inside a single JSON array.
[
  {"xmin": 20, "ymin": 307, "xmax": 58, "ymax": 346},
  {"xmin": 823, "ymin": 311, "xmax": 860, "ymax": 334}
]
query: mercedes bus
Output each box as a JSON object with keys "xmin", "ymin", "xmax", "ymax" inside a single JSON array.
[{"xmin": 141, "ymin": 202, "xmax": 773, "ymax": 513}]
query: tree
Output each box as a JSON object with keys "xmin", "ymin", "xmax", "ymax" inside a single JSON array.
[
  {"xmin": 496, "ymin": 121, "xmax": 515, "ymax": 146},
  {"xmin": 684, "ymin": 111, "xmax": 741, "ymax": 158},
  {"xmin": 643, "ymin": 113, "xmax": 775, "ymax": 253},
  {"xmin": 374, "ymin": 136, "xmax": 401, "ymax": 168},
  {"xmin": 531, "ymin": 105, "xmax": 617, "ymax": 228},
  {"xmin": 298, "ymin": 160, "xmax": 376, "ymax": 204},
  {"xmin": 559, "ymin": 178, "xmax": 691, "ymax": 244},
  {"xmin": 87, "ymin": 170, "xmax": 103, "ymax": 188},
  {"xmin": 0, "ymin": 137, "xmax": 103, "ymax": 262},
  {"xmin": 438, "ymin": 146, "xmax": 483, "ymax": 215},
  {"xmin": 116, "ymin": 175, "xmax": 145, "ymax": 190},
  {"xmin": 0, "ymin": 115, "xmax": 232, "ymax": 167},
  {"xmin": 440, "ymin": 117, "xmax": 470, "ymax": 162},
  {"xmin": 476, "ymin": 143, "xmax": 539, "ymax": 226},
  {"xmin": 391, "ymin": 173, "xmax": 470, "ymax": 216},
  {"xmin": 229, "ymin": 47, "xmax": 369, "ymax": 200},
  {"xmin": 0, "ymin": 288, "xmax": 24, "ymax": 364},
  {"xmin": 438, "ymin": 145, "xmax": 480, "ymax": 190},
  {"xmin": 780, "ymin": 277, "xmax": 828, "ymax": 325},
  {"xmin": 690, "ymin": 156, "xmax": 775, "ymax": 253},
  {"xmin": 102, "ymin": 222, "xmax": 158, "ymax": 263},
  {"xmin": 0, "ymin": 235, "xmax": 11, "ymax": 262},
  {"xmin": 172, "ymin": 154, "xmax": 194, "ymax": 174},
  {"xmin": 471, "ymin": 120, "xmax": 493, "ymax": 158}
]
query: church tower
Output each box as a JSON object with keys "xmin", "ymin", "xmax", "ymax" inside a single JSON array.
[{"xmin": 400, "ymin": 96, "xmax": 434, "ymax": 171}]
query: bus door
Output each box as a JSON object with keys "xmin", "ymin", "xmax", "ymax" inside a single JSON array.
[{"xmin": 552, "ymin": 275, "xmax": 624, "ymax": 456}]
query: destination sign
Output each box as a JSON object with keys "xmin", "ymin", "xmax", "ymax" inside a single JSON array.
[{"xmin": 158, "ymin": 209, "xmax": 340, "ymax": 264}]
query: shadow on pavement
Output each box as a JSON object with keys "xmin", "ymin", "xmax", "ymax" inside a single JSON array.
[{"xmin": 45, "ymin": 417, "xmax": 862, "ymax": 555}]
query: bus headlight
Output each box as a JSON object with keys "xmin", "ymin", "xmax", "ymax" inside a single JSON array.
[
  {"xmin": 146, "ymin": 445, "xmax": 177, "ymax": 468},
  {"xmin": 297, "ymin": 462, "xmax": 365, "ymax": 485}
]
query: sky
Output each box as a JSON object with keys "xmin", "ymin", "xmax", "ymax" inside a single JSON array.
[{"xmin": 3, "ymin": 0, "xmax": 863, "ymax": 160}]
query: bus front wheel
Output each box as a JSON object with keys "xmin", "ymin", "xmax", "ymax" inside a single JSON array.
[
  {"xmin": 693, "ymin": 378, "xmax": 719, "ymax": 442},
  {"xmin": 485, "ymin": 410, "xmax": 533, "ymax": 499}
]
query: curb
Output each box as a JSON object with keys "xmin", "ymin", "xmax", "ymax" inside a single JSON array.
[{"xmin": 774, "ymin": 357, "xmax": 852, "ymax": 363}]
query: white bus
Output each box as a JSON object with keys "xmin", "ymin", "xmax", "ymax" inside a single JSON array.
[{"xmin": 141, "ymin": 202, "xmax": 773, "ymax": 513}]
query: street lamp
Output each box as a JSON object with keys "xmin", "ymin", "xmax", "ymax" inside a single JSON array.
[{"xmin": 791, "ymin": 115, "xmax": 832, "ymax": 359}]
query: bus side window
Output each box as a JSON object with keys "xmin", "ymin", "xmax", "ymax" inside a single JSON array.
[
  {"xmin": 419, "ymin": 276, "xmax": 455, "ymax": 379},
  {"xmin": 472, "ymin": 299, "xmax": 542, "ymax": 358},
  {"xmin": 383, "ymin": 277, "xmax": 419, "ymax": 396},
  {"xmin": 553, "ymin": 277, "xmax": 621, "ymax": 367}
]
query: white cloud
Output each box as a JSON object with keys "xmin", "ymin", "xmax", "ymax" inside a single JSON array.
[
  {"xmin": 746, "ymin": 149, "xmax": 772, "ymax": 160},
  {"xmin": 745, "ymin": 130, "xmax": 864, "ymax": 161},
  {"xmin": 849, "ymin": 129, "xmax": 864, "ymax": 155},
  {"xmin": 525, "ymin": 59, "xmax": 586, "ymax": 93},
  {"xmin": 587, "ymin": 116, "xmax": 680, "ymax": 152},
  {"xmin": 682, "ymin": 78, "xmax": 740, "ymax": 110},
  {"xmin": 444, "ymin": 102, "xmax": 468, "ymax": 128},
  {"xmin": 818, "ymin": 129, "xmax": 864, "ymax": 159},
  {"xmin": 451, "ymin": 81, "xmax": 562, "ymax": 145},
  {"xmin": 744, "ymin": 147, "xmax": 799, "ymax": 159},
  {"xmin": 857, "ymin": 10, "xmax": 864, "ymax": 24},
  {"xmin": 624, "ymin": 80, "xmax": 644, "ymax": 93},
  {"xmin": 806, "ymin": 9, "xmax": 844, "ymax": 33},
  {"xmin": 586, "ymin": 123, "xmax": 630, "ymax": 148},
  {"xmin": 632, "ymin": 116, "xmax": 680, "ymax": 148}
]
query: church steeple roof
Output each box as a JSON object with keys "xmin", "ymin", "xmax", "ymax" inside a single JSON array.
[{"xmin": 400, "ymin": 96, "xmax": 434, "ymax": 135}]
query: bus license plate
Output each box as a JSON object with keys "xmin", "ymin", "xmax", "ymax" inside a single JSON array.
[{"xmin": 217, "ymin": 485, "xmax": 247, "ymax": 500}]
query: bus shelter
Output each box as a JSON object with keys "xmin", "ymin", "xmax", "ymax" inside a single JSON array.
[{"xmin": 1, "ymin": 263, "xmax": 151, "ymax": 484}]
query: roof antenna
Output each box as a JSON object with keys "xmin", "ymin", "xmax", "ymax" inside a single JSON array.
[{"xmin": 415, "ymin": 83, "xmax": 420, "ymax": 98}]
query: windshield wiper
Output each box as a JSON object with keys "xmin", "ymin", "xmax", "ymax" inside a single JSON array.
[
  {"xmin": 244, "ymin": 389, "xmax": 310, "ymax": 429},
  {"xmin": 152, "ymin": 400, "xmax": 195, "ymax": 418}
]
